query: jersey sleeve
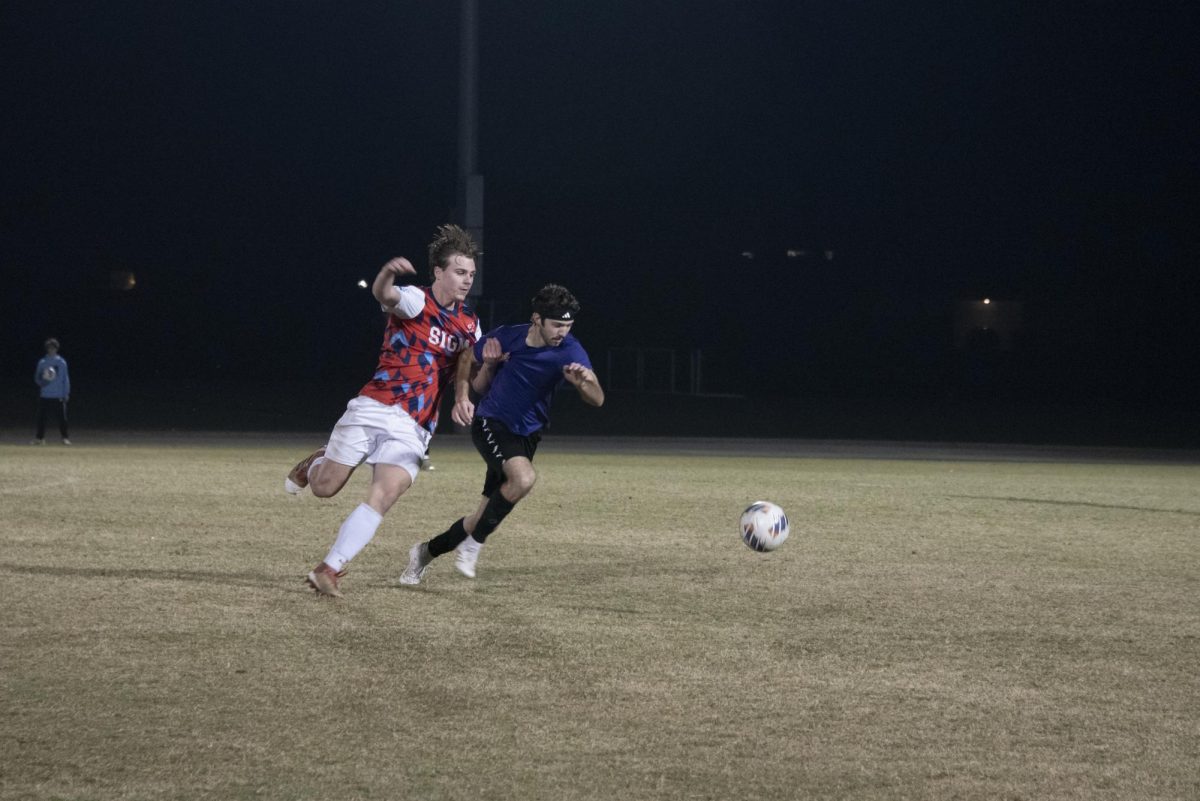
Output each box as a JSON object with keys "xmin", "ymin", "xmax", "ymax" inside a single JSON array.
[
  {"xmin": 385, "ymin": 286, "xmax": 427, "ymax": 319},
  {"xmin": 567, "ymin": 339, "xmax": 593, "ymax": 369},
  {"xmin": 473, "ymin": 326, "xmax": 501, "ymax": 361}
]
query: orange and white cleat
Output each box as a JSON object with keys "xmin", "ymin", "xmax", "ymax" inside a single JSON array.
[
  {"xmin": 285, "ymin": 447, "xmax": 326, "ymax": 495},
  {"xmin": 305, "ymin": 562, "xmax": 346, "ymax": 598}
]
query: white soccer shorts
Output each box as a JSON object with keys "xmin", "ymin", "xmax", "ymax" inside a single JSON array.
[{"xmin": 324, "ymin": 396, "xmax": 432, "ymax": 481}]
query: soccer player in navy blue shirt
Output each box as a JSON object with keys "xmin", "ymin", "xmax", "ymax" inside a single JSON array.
[{"xmin": 400, "ymin": 284, "xmax": 604, "ymax": 584}]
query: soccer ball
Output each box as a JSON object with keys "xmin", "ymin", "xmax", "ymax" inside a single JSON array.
[
  {"xmin": 740, "ymin": 501, "xmax": 789, "ymax": 552},
  {"xmin": 41, "ymin": 366, "xmax": 57, "ymax": 382}
]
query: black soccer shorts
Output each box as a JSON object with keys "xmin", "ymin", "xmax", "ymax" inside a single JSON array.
[{"xmin": 471, "ymin": 416, "xmax": 541, "ymax": 498}]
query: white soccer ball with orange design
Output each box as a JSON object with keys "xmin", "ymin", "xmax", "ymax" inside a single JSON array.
[{"xmin": 740, "ymin": 501, "xmax": 789, "ymax": 552}]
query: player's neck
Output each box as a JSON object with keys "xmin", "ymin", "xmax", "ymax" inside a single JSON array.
[
  {"xmin": 526, "ymin": 325, "xmax": 548, "ymax": 347},
  {"xmin": 430, "ymin": 284, "xmax": 456, "ymax": 309}
]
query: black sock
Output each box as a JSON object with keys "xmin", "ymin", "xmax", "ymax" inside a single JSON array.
[
  {"xmin": 428, "ymin": 518, "xmax": 469, "ymax": 558},
  {"xmin": 472, "ymin": 493, "xmax": 516, "ymax": 544}
]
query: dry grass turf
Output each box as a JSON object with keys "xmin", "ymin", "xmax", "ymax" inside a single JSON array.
[{"xmin": 1, "ymin": 436, "xmax": 1198, "ymax": 800}]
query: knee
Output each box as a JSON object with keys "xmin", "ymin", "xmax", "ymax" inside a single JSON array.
[{"xmin": 505, "ymin": 468, "xmax": 537, "ymax": 500}]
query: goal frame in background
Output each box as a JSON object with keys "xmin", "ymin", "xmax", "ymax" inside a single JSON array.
[{"xmin": 605, "ymin": 347, "xmax": 739, "ymax": 396}]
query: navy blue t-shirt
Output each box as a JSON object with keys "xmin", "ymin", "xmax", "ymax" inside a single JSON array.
[{"xmin": 474, "ymin": 324, "xmax": 592, "ymax": 435}]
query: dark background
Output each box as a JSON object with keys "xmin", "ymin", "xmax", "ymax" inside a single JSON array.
[{"xmin": 3, "ymin": 2, "xmax": 1198, "ymax": 444}]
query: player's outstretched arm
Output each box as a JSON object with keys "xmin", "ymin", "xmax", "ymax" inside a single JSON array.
[
  {"xmin": 563, "ymin": 363, "xmax": 604, "ymax": 407},
  {"xmin": 372, "ymin": 257, "xmax": 416, "ymax": 310}
]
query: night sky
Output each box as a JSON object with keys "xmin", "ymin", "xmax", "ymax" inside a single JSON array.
[{"xmin": 3, "ymin": 2, "xmax": 1198, "ymax": 433}]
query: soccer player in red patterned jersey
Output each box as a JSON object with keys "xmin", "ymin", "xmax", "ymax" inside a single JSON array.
[{"xmin": 285, "ymin": 224, "xmax": 482, "ymax": 598}]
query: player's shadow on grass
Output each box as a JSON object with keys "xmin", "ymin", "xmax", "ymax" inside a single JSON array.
[
  {"xmin": 0, "ymin": 563, "xmax": 277, "ymax": 587},
  {"xmin": 949, "ymin": 495, "xmax": 1200, "ymax": 516}
]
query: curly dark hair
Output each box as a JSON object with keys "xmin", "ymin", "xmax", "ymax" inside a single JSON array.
[
  {"xmin": 427, "ymin": 224, "xmax": 480, "ymax": 279},
  {"xmin": 531, "ymin": 284, "xmax": 580, "ymax": 320}
]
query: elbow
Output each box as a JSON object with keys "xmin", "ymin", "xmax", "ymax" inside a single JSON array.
[{"xmin": 373, "ymin": 280, "xmax": 401, "ymax": 308}]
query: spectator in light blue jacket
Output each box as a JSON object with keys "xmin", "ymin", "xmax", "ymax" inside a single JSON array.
[{"xmin": 34, "ymin": 338, "xmax": 71, "ymax": 445}]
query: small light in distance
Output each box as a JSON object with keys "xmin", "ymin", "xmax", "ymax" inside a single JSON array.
[
  {"xmin": 109, "ymin": 270, "xmax": 136, "ymax": 291},
  {"xmin": 983, "ymin": 298, "xmax": 991, "ymax": 305},
  {"xmin": 357, "ymin": 279, "xmax": 368, "ymax": 289}
]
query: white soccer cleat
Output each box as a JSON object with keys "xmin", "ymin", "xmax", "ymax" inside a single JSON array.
[
  {"xmin": 454, "ymin": 539, "xmax": 481, "ymax": 579},
  {"xmin": 284, "ymin": 477, "xmax": 304, "ymax": 495},
  {"xmin": 398, "ymin": 543, "xmax": 431, "ymax": 586}
]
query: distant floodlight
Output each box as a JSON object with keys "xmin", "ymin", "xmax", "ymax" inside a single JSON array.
[
  {"xmin": 983, "ymin": 298, "xmax": 991, "ymax": 304},
  {"xmin": 358, "ymin": 279, "xmax": 369, "ymax": 289},
  {"xmin": 109, "ymin": 270, "xmax": 136, "ymax": 291}
]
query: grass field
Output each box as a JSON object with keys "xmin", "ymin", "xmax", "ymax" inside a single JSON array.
[{"xmin": 2, "ymin": 435, "xmax": 1198, "ymax": 800}]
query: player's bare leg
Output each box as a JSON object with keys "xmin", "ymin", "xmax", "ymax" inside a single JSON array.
[
  {"xmin": 286, "ymin": 449, "xmax": 358, "ymax": 498},
  {"xmin": 307, "ymin": 459, "xmax": 355, "ymax": 498},
  {"xmin": 363, "ymin": 463, "xmax": 412, "ymax": 515}
]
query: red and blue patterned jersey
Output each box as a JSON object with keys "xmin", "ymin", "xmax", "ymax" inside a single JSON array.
[{"xmin": 359, "ymin": 288, "xmax": 481, "ymax": 433}]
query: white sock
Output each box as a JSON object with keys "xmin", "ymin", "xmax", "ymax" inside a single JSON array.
[
  {"xmin": 308, "ymin": 456, "xmax": 327, "ymax": 482},
  {"xmin": 324, "ymin": 503, "xmax": 383, "ymax": 571},
  {"xmin": 459, "ymin": 535, "xmax": 482, "ymax": 553}
]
